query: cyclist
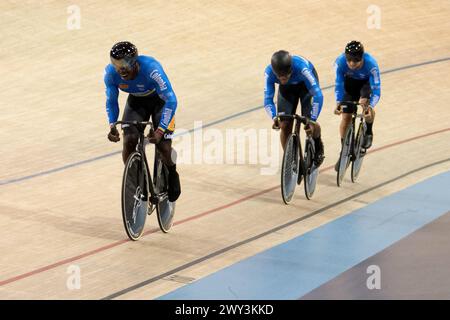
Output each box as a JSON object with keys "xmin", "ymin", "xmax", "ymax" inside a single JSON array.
[
  {"xmin": 264, "ymin": 50, "xmax": 325, "ymax": 166},
  {"xmin": 104, "ymin": 41, "xmax": 181, "ymax": 202},
  {"xmin": 334, "ymin": 40, "xmax": 381, "ymax": 171}
]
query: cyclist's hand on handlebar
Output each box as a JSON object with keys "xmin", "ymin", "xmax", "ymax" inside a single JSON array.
[
  {"xmin": 359, "ymin": 98, "xmax": 369, "ymax": 110},
  {"xmin": 108, "ymin": 125, "xmax": 120, "ymax": 142},
  {"xmin": 148, "ymin": 128, "xmax": 164, "ymax": 144},
  {"xmin": 334, "ymin": 103, "xmax": 343, "ymax": 115},
  {"xmin": 304, "ymin": 122, "xmax": 313, "ymax": 136},
  {"xmin": 272, "ymin": 117, "xmax": 280, "ymax": 130},
  {"xmin": 363, "ymin": 105, "xmax": 374, "ymax": 121}
]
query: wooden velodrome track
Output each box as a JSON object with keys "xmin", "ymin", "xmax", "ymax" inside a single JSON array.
[{"xmin": 1, "ymin": 0, "xmax": 449, "ymax": 299}]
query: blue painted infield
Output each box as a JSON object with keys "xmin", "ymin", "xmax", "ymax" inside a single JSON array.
[{"xmin": 159, "ymin": 171, "xmax": 450, "ymax": 299}]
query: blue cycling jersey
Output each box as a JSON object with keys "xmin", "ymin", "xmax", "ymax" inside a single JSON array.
[
  {"xmin": 264, "ymin": 55, "xmax": 323, "ymax": 121},
  {"xmin": 334, "ymin": 52, "xmax": 381, "ymax": 107},
  {"xmin": 104, "ymin": 55, "xmax": 177, "ymax": 131}
]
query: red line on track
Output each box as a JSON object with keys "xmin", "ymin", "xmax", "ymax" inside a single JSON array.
[{"xmin": 1, "ymin": 127, "xmax": 449, "ymax": 287}]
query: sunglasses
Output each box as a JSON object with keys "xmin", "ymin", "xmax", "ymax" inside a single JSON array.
[
  {"xmin": 275, "ymin": 70, "xmax": 292, "ymax": 78},
  {"xmin": 346, "ymin": 56, "xmax": 362, "ymax": 63},
  {"xmin": 111, "ymin": 57, "xmax": 137, "ymax": 70}
]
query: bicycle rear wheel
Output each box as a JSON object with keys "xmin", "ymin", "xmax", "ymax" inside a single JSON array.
[
  {"xmin": 121, "ymin": 152, "xmax": 149, "ymax": 241},
  {"xmin": 281, "ymin": 133, "xmax": 299, "ymax": 204},
  {"xmin": 351, "ymin": 122, "xmax": 366, "ymax": 182},
  {"xmin": 154, "ymin": 152, "xmax": 175, "ymax": 233},
  {"xmin": 304, "ymin": 138, "xmax": 319, "ymax": 199},
  {"xmin": 337, "ymin": 124, "xmax": 353, "ymax": 187}
]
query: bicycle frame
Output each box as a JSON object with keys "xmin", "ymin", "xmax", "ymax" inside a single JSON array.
[
  {"xmin": 278, "ymin": 114, "xmax": 310, "ymax": 180},
  {"xmin": 336, "ymin": 101, "xmax": 368, "ymax": 186},
  {"xmin": 341, "ymin": 102, "xmax": 366, "ymax": 161},
  {"xmin": 113, "ymin": 120, "xmax": 160, "ymax": 205}
]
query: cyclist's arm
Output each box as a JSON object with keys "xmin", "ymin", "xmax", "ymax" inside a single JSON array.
[
  {"xmin": 369, "ymin": 64, "xmax": 381, "ymax": 108},
  {"xmin": 104, "ymin": 69, "xmax": 120, "ymax": 125},
  {"xmin": 264, "ymin": 68, "xmax": 277, "ymax": 120},
  {"xmin": 301, "ymin": 68, "xmax": 323, "ymax": 121},
  {"xmin": 334, "ymin": 61, "xmax": 345, "ymax": 105},
  {"xmin": 150, "ymin": 64, "xmax": 177, "ymax": 133}
]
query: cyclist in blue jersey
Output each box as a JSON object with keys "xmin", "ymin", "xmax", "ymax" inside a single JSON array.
[
  {"xmin": 264, "ymin": 50, "xmax": 325, "ymax": 166},
  {"xmin": 334, "ymin": 41, "xmax": 381, "ymax": 171},
  {"xmin": 104, "ymin": 41, "xmax": 181, "ymax": 202}
]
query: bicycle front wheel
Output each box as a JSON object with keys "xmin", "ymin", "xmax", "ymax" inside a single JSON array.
[
  {"xmin": 337, "ymin": 124, "xmax": 353, "ymax": 187},
  {"xmin": 154, "ymin": 152, "xmax": 176, "ymax": 233},
  {"xmin": 122, "ymin": 152, "xmax": 149, "ymax": 241},
  {"xmin": 351, "ymin": 122, "xmax": 366, "ymax": 182},
  {"xmin": 304, "ymin": 138, "xmax": 319, "ymax": 199},
  {"xmin": 281, "ymin": 133, "xmax": 299, "ymax": 204}
]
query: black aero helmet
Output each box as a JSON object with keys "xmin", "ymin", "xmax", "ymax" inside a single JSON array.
[
  {"xmin": 271, "ymin": 50, "xmax": 292, "ymax": 76},
  {"xmin": 345, "ymin": 41, "xmax": 364, "ymax": 60},
  {"xmin": 110, "ymin": 41, "xmax": 138, "ymax": 65}
]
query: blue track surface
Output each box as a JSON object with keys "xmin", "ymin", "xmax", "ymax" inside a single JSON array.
[{"xmin": 159, "ymin": 171, "xmax": 450, "ymax": 299}]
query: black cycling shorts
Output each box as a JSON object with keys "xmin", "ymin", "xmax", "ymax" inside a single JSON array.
[
  {"xmin": 341, "ymin": 76, "xmax": 371, "ymax": 113},
  {"xmin": 121, "ymin": 93, "xmax": 175, "ymax": 141},
  {"xmin": 277, "ymin": 68, "xmax": 320, "ymax": 120}
]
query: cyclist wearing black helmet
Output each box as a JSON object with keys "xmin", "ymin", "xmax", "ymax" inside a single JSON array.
[
  {"xmin": 264, "ymin": 50, "xmax": 325, "ymax": 166},
  {"xmin": 334, "ymin": 41, "xmax": 381, "ymax": 170},
  {"xmin": 104, "ymin": 41, "xmax": 181, "ymax": 202}
]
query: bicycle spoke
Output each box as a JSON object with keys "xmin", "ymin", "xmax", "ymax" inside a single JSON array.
[
  {"xmin": 121, "ymin": 153, "xmax": 148, "ymax": 240},
  {"xmin": 281, "ymin": 134, "xmax": 299, "ymax": 204},
  {"xmin": 304, "ymin": 139, "xmax": 319, "ymax": 199},
  {"xmin": 352, "ymin": 122, "xmax": 366, "ymax": 182},
  {"xmin": 337, "ymin": 125, "xmax": 353, "ymax": 186}
]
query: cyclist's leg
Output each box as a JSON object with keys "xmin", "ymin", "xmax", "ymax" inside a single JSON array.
[
  {"xmin": 150, "ymin": 95, "xmax": 176, "ymax": 166},
  {"xmin": 298, "ymin": 79, "xmax": 324, "ymax": 166},
  {"xmin": 121, "ymin": 94, "xmax": 152, "ymax": 163},
  {"xmin": 277, "ymin": 84, "xmax": 300, "ymax": 150},
  {"xmin": 300, "ymin": 68, "xmax": 321, "ymax": 132},
  {"xmin": 360, "ymin": 81, "xmax": 375, "ymax": 148},
  {"xmin": 151, "ymin": 97, "xmax": 180, "ymax": 202},
  {"xmin": 157, "ymin": 138, "xmax": 180, "ymax": 202},
  {"xmin": 335, "ymin": 77, "xmax": 359, "ymax": 170},
  {"xmin": 340, "ymin": 97, "xmax": 354, "ymax": 139},
  {"xmin": 341, "ymin": 76, "xmax": 361, "ymax": 139}
]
